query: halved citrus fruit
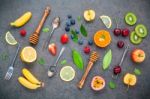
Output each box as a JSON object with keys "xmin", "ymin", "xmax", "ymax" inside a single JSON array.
[
  {"xmin": 94, "ymin": 30, "xmax": 111, "ymax": 48},
  {"xmin": 91, "ymin": 76, "xmax": 105, "ymax": 91},
  {"xmin": 60, "ymin": 66, "xmax": 75, "ymax": 82},
  {"xmin": 100, "ymin": 15, "xmax": 112, "ymax": 28},
  {"xmin": 20, "ymin": 46, "xmax": 37, "ymax": 63},
  {"xmin": 5, "ymin": 31, "xmax": 17, "ymax": 45}
]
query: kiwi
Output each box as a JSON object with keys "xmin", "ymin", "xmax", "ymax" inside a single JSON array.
[
  {"xmin": 135, "ymin": 24, "xmax": 147, "ymax": 38},
  {"xmin": 130, "ymin": 31, "xmax": 142, "ymax": 45},
  {"xmin": 125, "ymin": 12, "xmax": 137, "ymax": 26}
]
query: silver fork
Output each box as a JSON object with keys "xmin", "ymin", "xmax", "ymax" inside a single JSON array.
[{"xmin": 4, "ymin": 44, "xmax": 20, "ymax": 80}]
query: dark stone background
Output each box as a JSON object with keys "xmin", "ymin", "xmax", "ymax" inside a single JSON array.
[{"xmin": 0, "ymin": 0, "xmax": 150, "ymax": 99}]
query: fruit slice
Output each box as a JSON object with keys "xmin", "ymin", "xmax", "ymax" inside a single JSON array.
[
  {"xmin": 123, "ymin": 73, "xmax": 137, "ymax": 86},
  {"xmin": 100, "ymin": 15, "xmax": 112, "ymax": 28},
  {"xmin": 18, "ymin": 77, "xmax": 43, "ymax": 90},
  {"xmin": 22, "ymin": 68, "xmax": 43, "ymax": 85},
  {"xmin": 130, "ymin": 31, "xmax": 142, "ymax": 45},
  {"xmin": 94, "ymin": 30, "xmax": 111, "ymax": 48},
  {"xmin": 5, "ymin": 31, "xmax": 17, "ymax": 45},
  {"xmin": 125, "ymin": 12, "xmax": 137, "ymax": 26},
  {"xmin": 91, "ymin": 76, "xmax": 105, "ymax": 91},
  {"xmin": 135, "ymin": 24, "xmax": 148, "ymax": 38},
  {"xmin": 60, "ymin": 66, "xmax": 75, "ymax": 82},
  {"xmin": 84, "ymin": 9, "xmax": 95, "ymax": 22},
  {"xmin": 20, "ymin": 46, "xmax": 37, "ymax": 63}
]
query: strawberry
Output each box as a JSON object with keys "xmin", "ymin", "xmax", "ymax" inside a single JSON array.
[
  {"xmin": 48, "ymin": 43, "xmax": 57, "ymax": 56},
  {"xmin": 60, "ymin": 34, "xmax": 69, "ymax": 44}
]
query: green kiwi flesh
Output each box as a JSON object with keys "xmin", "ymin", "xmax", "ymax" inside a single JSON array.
[
  {"xmin": 125, "ymin": 12, "xmax": 137, "ymax": 26},
  {"xmin": 135, "ymin": 24, "xmax": 148, "ymax": 38},
  {"xmin": 130, "ymin": 31, "xmax": 142, "ymax": 45}
]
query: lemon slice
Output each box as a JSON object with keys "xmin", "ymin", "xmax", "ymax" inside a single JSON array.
[
  {"xmin": 60, "ymin": 66, "xmax": 75, "ymax": 82},
  {"xmin": 20, "ymin": 46, "xmax": 37, "ymax": 63},
  {"xmin": 5, "ymin": 31, "xmax": 17, "ymax": 45},
  {"xmin": 100, "ymin": 15, "xmax": 112, "ymax": 29}
]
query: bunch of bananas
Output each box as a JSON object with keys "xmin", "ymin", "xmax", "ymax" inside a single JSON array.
[{"xmin": 18, "ymin": 68, "xmax": 44, "ymax": 90}]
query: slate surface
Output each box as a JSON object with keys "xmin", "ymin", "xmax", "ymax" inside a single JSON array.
[{"xmin": 0, "ymin": 0, "xmax": 150, "ymax": 99}]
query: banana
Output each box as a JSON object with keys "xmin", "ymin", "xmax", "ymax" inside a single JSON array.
[
  {"xmin": 83, "ymin": 9, "xmax": 95, "ymax": 22},
  {"xmin": 10, "ymin": 12, "xmax": 32, "ymax": 27},
  {"xmin": 18, "ymin": 77, "xmax": 41, "ymax": 90},
  {"xmin": 22, "ymin": 68, "xmax": 42, "ymax": 85}
]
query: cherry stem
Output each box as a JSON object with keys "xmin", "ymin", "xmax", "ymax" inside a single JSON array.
[{"xmin": 115, "ymin": 18, "xmax": 119, "ymax": 28}]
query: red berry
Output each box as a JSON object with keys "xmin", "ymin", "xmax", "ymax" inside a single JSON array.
[
  {"xmin": 113, "ymin": 28, "xmax": 121, "ymax": 36},
  {"xmin": 48, "ymin": 43, "xmax": 57, "ymax": 56},
  {"xmin": 117, "ymin": 41, "xmax": 124, "ymax": 48},
  {"xmin": 60, "ymin": 33, "xmax": 69, "ymax": 44},
  {"xmin": 20, "ymin": 29, "xmax": 26, "ymax": 37},
  {"xmin": 84, "ymin": 46, "xmax": 90, "ymax": 54},
  {"xmin": 113, "ymin": 66, "xmax": 121, "ymax": 75},
  {"xmin": 122, "ymin": 28, "xmax": 129, "ymax": 37}
]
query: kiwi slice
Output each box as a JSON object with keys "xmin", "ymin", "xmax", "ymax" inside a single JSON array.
[
  {"xmin": 125, "ymin": 12, "xmax": 137, "ymax": 26},
  {"xmin": 135, "ymin": 24, "xmax": 147, "ymax": 38},
  {"xmin": 130, "ymin": 31, "xmax": 142, "ymax": 45}
]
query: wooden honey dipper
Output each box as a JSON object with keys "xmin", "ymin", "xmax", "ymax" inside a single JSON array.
[
  {"xmin": 29, "ymin": 6, "xmax": 51, "ymax": 45},
  {"xmin": 77, "ymin": 51, "xmax": 99, "ymax": 89}
]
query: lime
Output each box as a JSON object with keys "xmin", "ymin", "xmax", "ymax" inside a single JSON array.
[
  {"xmin": 100, "ymin": 15, "xmax": 112, "ymax": 28},
  {"xmin": 60, "ymin": 66, "xmax": 75, "ymax": 82},
  {"xmin": 5, "ymin": 31, "xmax": 17, "ymax": 45}
]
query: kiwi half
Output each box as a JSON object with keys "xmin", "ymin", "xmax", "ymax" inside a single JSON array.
[
  {"xmin": 135, "ymin": 24, "xmax": 147, "ymax": 38},
  {"xmin": 125, "ymin": 12, "xmax": 137, "ymax": 26},
  {"xmin": 130, "ymin": 31, "xmax": 142, "ymax": 45}
]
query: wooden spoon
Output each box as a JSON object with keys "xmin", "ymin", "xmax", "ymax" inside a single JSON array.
[
  {"xmin": 77, "ymin": 51, "xmax": 99, "ymax": 89},
  {"xmin": 29, "ymin": 6, "xmax": 51, "ymax": 45}
]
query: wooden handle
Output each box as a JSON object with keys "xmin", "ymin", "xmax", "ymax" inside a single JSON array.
[
  {"xmin": 35, "ymin": 6, "xmax": 51, "ymax": 34},
  {"xmin": 77, "ymin": 61, "xmax": 93, "ymax": 89}
]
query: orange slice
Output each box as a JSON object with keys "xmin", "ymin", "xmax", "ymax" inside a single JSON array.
[{"xmin": 94, "ymin": 30, "xmax": 111, "ymax": 48}]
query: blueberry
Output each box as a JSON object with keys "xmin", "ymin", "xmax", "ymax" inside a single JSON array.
[
  {"xmin": 70, "ymin": 19, "xmax": 75, "ymax": 25},
  {"xmin": 78, "ymin": 39, "xmax": 84, "ymax": 45},
  {"xmin": 66, "ymin": 21, "xmax": 71, "ymax": 26},
  {"xmin": 68, "ymin": 15, "xmax": 72, "ymax": 19},
  {"xmin": 75, "ymin": 29, "xmax": 80, "ymax": 34},
  {"xmin": 70, "ymin": 35, "xmax": 74, "ymax": 39},
  {"xmin": 88, "ymin": 39, "xmax": 93, "ymax": 45},
  {"xmin": 65, "ymin": 27, "xmax": 70, "ymax": 32}
]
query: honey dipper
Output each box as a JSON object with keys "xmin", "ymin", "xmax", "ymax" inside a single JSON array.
[
  {"xmin": 77, "ymin": 51, "xmax": 99, "ymax": 89},
  {"xmin": 29, "ymin": 6, "xmax": 51, "ymax": 45}
]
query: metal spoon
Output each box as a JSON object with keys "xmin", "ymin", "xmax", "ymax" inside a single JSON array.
[
  {"xmin": 42, "ymin": 17, "xmax": 60, "ymax": 50},
  {"xmin": 48, "ymin": 47, "xmax": 65, "ymax": 77}
]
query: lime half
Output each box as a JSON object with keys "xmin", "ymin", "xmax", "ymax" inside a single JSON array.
[
  {"xmin": 5, "ymin": 31, "xmax": 17, "ymax": 45},
  {"xmin": 60, "ymin": 66, "xmax": 75, "ymax": 82},
  {"xmin": 100, "ymin": 15, "xmax": 112, "ymax": 28}
]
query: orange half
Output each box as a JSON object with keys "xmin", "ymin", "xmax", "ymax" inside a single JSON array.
[{"xmin": 94, "ymin": 30, "xmax": 111, "ymax": 48}]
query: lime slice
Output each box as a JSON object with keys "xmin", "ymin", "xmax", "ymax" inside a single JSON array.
[
  {"xmin": 5, "ymin": 31, "xmax": 17, "ymax": 45},
  {"xmin": 100, "ymin": 15, "xmax": 112, "ymax": 28},
  {"xmin": 60, "ymin": 66, "xmax": 75, "ymax": 82}
]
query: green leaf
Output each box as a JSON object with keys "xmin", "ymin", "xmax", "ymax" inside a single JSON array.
[
  {"xmin": 72, "ymin": 49, "xmax": 84, "ymax": 70},
  {"xmin": 134, "ymin": 68, "xmax": 141, "ymax": 75},
  {"xmin": 38, "ymin": 58, "xmax": 45, "ymax": 65},
  {"xmin": 70, "ymin": 29, "xmax": 78, "ymax": 43},
  {"xmin": 60, "ymin": 59, "xmax": 67, "ymax": 65},
  {"xmin": 80, "ymin": 24, "xmax": 88, "ymax": 37},
  {"xmin": 77, "ymin": 16, "xmax": 81, "ymax": 23},
  {"xmin": 103, "ymin": 49, "xmax": 112, "ymax": 70},
  {"xmin": 109, "ymin": 81, "xmax": 116, "ymax": 89},
  {"xmin": 42, "ymin": 27, "xmax": 50, "ymax": 33}
]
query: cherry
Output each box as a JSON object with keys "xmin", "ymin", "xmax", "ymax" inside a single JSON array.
[
  {"xmin": 83, "ymin": 46, "xmax": 90, "ymax": 54},
  {"xmin": 113, "ymin": 28, "xmax": 122, "ymax": 36},
  {"xmin": 122, "ymin": 28, "xmax": 130, "ymax": 37},
  {"xmin": 117, "ymin": 41, "xmax": 124, "ymax": 48},
  {"xmin": 113, "ymin": 66, "xmax": 121, "ymax": 75}
]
